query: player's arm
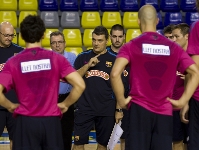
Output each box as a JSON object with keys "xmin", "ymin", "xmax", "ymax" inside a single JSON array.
[
  {"xmin": 169, "ymin": 63, "xmax": 199, "ymax": 108},
  {"xmin": 77, "ymin": 54, "xmax": 100, "ymax": 77},
  {"xmin": 58, "ymin": 71, "xmax": 85, "ymax": 113},
  {"xmin": 111, "ymin": 57, "xmax": 132, "ymax": 109},
  {"xmin": 0, "ymin": 84, "xmax": 19, "ymax": 113}
]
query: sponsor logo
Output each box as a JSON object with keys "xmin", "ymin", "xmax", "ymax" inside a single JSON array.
[
  {"xmin": 142, "ymin": 44, "xmax": 170, "ymax": 56},
  {"xmin": 85, "ymin": 70, "xmax": 109, "ymax": 80},
  {"xmin": 123, "ymin": 70, "xmax": 128, "ymax": 77},
  {"xmin": 0, "ymin": 63, "xmax": 5, "ymax": 71}
]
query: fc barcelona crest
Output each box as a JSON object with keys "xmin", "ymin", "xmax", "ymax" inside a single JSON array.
[{"xmin": 106, "ymin": 61, "xmax": 112, "ymax": 67}]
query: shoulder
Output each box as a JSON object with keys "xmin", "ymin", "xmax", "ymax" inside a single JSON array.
[
  {"xmin": 77, "ymin": 49, "xmax": 92, "ymax": 58},
  {"xmin": 11, "ymin": 43, "xmax": 24, "ymax": 51}
]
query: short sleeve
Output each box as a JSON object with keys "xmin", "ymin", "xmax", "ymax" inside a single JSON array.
[{"xmin": 117, "ymin": 43, "xmax": 131, "ymax": 62}]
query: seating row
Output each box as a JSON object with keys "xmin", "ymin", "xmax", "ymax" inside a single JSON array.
[
  {"xmin": 0, "ymin": 0, "xmax": 197, "ymax": 12},
  {"xmin": 1, "ymin": 11, "xmax": 198, "ymax": 29}
]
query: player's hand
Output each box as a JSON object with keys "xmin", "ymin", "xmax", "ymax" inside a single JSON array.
[
  {"xmin": 167, "ymin": 97, "xmax": 186, "ymax": 109},
  {"xmin": 57, "ymin": 102, "xmax": 69, "ymax": 114},
  {"xmin": 180, "ymin": 104, "xmax": 189, "ymax": 124},
  {"xmin": 115, "ymin": 111, "xmax": 123, "ymax": 124},
  {"xmin": 88, "ymin": 54, "xmax": 100, "ymax": 67},
  {"xmin": 8, "ymin": 103, "xmax": 19, "ymax": 113}
]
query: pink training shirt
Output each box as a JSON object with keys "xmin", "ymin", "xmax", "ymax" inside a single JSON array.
[
  {"xmin": 0, "ymin": 47, "xmax": 75, "ymax": 117},
  {"xmin": 187, "ymin": 20, "xmax": 199, "ymax": 101},
  {"xmin": 117, "ymin": 32, "xmax": 194, "ymax": 116}
]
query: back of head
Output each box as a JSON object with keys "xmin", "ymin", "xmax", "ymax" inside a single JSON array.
[
  {"xmin": 20, "ymin": 15, "xmax": 46, "ymax": 43},
  {"xmin": 138, "ymin": 5, "xmax": 158, "ymax": 31},
  {"xmin": 110, "ymin": 24, "xmax": 125, "ymax": 35},
  {"xmin": 163, "ymin": 24, "xmax": 175, "ymax": 35},
  {"xmin": 92, "ymin": 26, "xmax": 109, "ymax": 40}
]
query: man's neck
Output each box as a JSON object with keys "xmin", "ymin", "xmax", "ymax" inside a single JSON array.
[
  {"xmin": 111, "ymin": 45, "xmax": 119, "ymax": 53},
  {"xmin": 25, "ymin": 42, "xmax": 42, "ymax": 49}
]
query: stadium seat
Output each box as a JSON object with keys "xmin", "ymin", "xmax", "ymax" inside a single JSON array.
[
  {"xmin": 65, "ymin": 47, "xmax": 83, "ymax": 55},
  {"xmin": 160, "ymin": 0, "xmax": 180, "ymax": 12},
  {"xmin": 157, "ymin": 12, "xmax": 164, "ymax": 29},
  {"xmin": 18, "ymin": 33, "xmax": 25, "ymax": 47},
  {"xmin": 60, "ymin": 0, "xmax": 79, "ymax": 11},
  {"xmin": 18, "ymin": 11, "xmax": 37, "ymax": 27},
  {"xmin": 39, "ymin": 0, "xmax": 58, "ymax": 11},
  {"xmin": 19, "ymin": 0, "xmax": 38, "ymax": 11},
  {"xmin": 180, "ymin": 0, "xmax": 197, "ymax": 12},
  {"xmin": 83, "ymin": 29, "xmax": 94, "ymax": 48},
  {"xmin": 12, "ymin": 29, "xmax": 17, "ymax": 44},
  {"xmin": 185, "ymin": 12, "xmax": 199, "ymax": 26},
  {"xmin": 40, "ymin": 11, "xmax": 59, "ymax": 28},
  {"xmin": 126, "ymin": 29, "xmax": 141, "ymax": 42},
  {"xmin": 100, "ymin": 0, "xmax": 119, "ymax": 11},
  {"xmin": 63, "ymin": 29, "xmax": 82, "ymax": 47},
  {"xmin": 81, "ymin": 12, "xmax": 101, "ymax": 29},
  {"xmin": 61, "ymin": 11, "xmax": 80, "ymax": 28},
  {"xmin": 156, "ymin": 29, "xmax": 163, "ymax": 35},
  {"xmin": 0, "ymin": 11, "xmax": 17, "ymax": 28},
  {"xmin": 102, "ymin": 12, "xmax": 122, "ymax": 29},
  {"xmin": 164, "ymin": 12, "xmax": 183, "ymax": 27},
  {"xmin": 120, "ymin": 0, "xmax": 139, "ymax": 12},
  {"xmin": 0, "ymin": 0, "xmax": 17, "ymax": 11},
  {"xmin": 42, "ymin": 29, "xmax": 59, "ymax": 47},
  {"xmin": 123, "ymin": 12, "xmax": 139, "ymax": 29},
  {"xmin": 140, "ymin": 0, "xmax": 159, "ymax": 11},
  {"xmin": 80, "ymin": 0, "xmax": 99, "ymax": 11}
]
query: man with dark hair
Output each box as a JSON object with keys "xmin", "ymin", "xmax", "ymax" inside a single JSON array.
[
  {"xmin": 73, "ymin": 26, "xmax": 117, "ymax": 150},
  {"xmin": 171, "ymin": 23, "xmax": 190, "ymax": 150},
  {"xmin": 111, "ymin": 5, "xmax": 199, "ymax": 150},
  {"xmin": 107, "ymin": 24, "xmax": 129, "ymax": 150},
  {"xmin": 0, "ymin": 15, "xmax": 85, "ymax": 150},
  {"xmin": 50, "ymin": 31, "xmax": 77, "ymax": 150},
  {"xmin": 163, "ymin": 24, "xmax": 176, "ymax": 41},
  {"xmin": 0, "ymin": 21, "xmax": 23, "ymax": 150}
]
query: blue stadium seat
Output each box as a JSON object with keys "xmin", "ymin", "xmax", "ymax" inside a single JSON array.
[
  {"xmin": 100, "ymin": 0, "xmax": 119, "ymax": 11},
  {"xmin": 120, "ymin": 0, "xmax": 139, "ymax": 12},
  {"xmin": 185, "ymin": 12, "xmax": 199, "ymax": 25},
  {"xmin": 39, "ymin": 0, "xmax": 58, "ymax": 11},
  {"xmin": 160, "ymin": 0, "xmax": 180, "ymax": 12},
  {"xmin": 164, "ymin": 12, "xmax": 183, "ymax": 27},
  {"xmin": 80, "ymin": 0, "xmax": 99, "ymax": 11},
  {"xmin": 157, "ymin": 12, "xmax": 164, "ymax": 29},
  {"xmin": 60, "ymin": 0, "xmax": 79, "ymax": 11},
  {"xmin": 140, "ymin": 0, "xmax": 159, "ymax": 11},
  {"xmin": 156, "ymin": 29, "xmax": 163, "ymax": 35},
  {"xmin": 180, "ymin": 0, "xmax": 197, "ymax": 12}
]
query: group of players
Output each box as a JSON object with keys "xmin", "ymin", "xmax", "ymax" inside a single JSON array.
[{"xmin": 1, "ymin": 3, "xmax": 199, "ymax": 150}]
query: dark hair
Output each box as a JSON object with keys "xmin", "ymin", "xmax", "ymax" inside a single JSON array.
[
  {"xmin": 163, "ymin": 24, "xmax": 175, "ymax": 34},
  {"xmin": 20, "ymin": 15, "xmax": 46, "ymax": 43},
  {"xmin": 110, "ymin": 24, "xmax": 125, "ymax": 35},
  {"xmin": 172, "ymin": 23, "xmax": 190, "ymax": 36},
  {"xmin": 92, "ymin": 26, "xmax": 109, "ymax": 40},
  {"xmin": 50, "ymin": 31, "xmax": 65, "ymax": 42}
]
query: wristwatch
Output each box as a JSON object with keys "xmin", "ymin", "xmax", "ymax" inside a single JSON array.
[{"xmin": 115, "ymin": 108, "xmax": 123, "ymax": 112}]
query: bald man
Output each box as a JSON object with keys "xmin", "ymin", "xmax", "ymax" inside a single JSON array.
[
  {"xmin": 0, "ymin": 22, "xmax": 23, "ymax": 149},
  {"xmin": 110, "ymin": 5, "xmax": 199, "ymax": 150}
]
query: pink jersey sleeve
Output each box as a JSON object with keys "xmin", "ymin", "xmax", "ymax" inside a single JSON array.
[{"xmin": 117, "ymin": 42, "xmax": 132, "ymax": 62}]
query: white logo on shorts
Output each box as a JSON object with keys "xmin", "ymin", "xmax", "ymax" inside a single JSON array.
[
  {"xmin": 21, "ymin": 59, "xmax": 51, "ymax": 73},
  {"xmin": 142, "ymin": 44, "xmax": 170, "ymax": 56}
]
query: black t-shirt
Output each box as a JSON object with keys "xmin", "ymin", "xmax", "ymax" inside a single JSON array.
[
  {"xmin": 74, "ymin": 50, "xmax": 117, "ymax": 116},
  {"xmin": 106, "ymin": 46, "xmax": 130, "ymax": 98},
  {"xmin": 0, "ymin": 43, "xmax": 23, "ymax": 109}
]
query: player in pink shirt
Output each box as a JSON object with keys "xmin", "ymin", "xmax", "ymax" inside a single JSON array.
[
  {"xmin": 182, "ymin": 1, "xmax": 199, "ymax": 149},
  {"xmin": 111, "ymin": 5, "xmax": 199, "ymax": 150},
  {"xmin": 0, "ymin": 15, "xmax": 85, "ymax": 150}
]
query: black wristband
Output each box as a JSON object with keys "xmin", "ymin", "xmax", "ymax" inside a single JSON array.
[{"xmin": 116, "ymin": 108, "xmax": 123, "ymax": 112}]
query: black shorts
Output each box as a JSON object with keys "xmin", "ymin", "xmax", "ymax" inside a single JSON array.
[
  {"xmin": 74, "ymin": 111, "xmax": 115, "ymax": 146},
  {"xmin": 125, "ymin": 103, "xmax": 172, "ymax": 150},
  {"xmin": 188, "ymin": 98, "xmax": 199, "ymax": 150},
  {"xmin": 13, "ymin": 115, "xmax": 64, "ymax": 150},
  {"xmin": 0, "ymin": 109, "xmax": 15, "ymax": 140},
  {"xmin": 120, "ymin": 109, "xmax": 128, "ymax": 139},
  {"xmin": 173, "ymin": 110, "xmax": 188, "ymax": 142}
]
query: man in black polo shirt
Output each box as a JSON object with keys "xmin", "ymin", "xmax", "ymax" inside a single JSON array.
[
  {"xmin": 0, "ymin": 21, "xmax": 23, "ymax": 149},
  {"xmin": 73, "ymin": 26, "xmax": 117, "ymax": 150}
]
